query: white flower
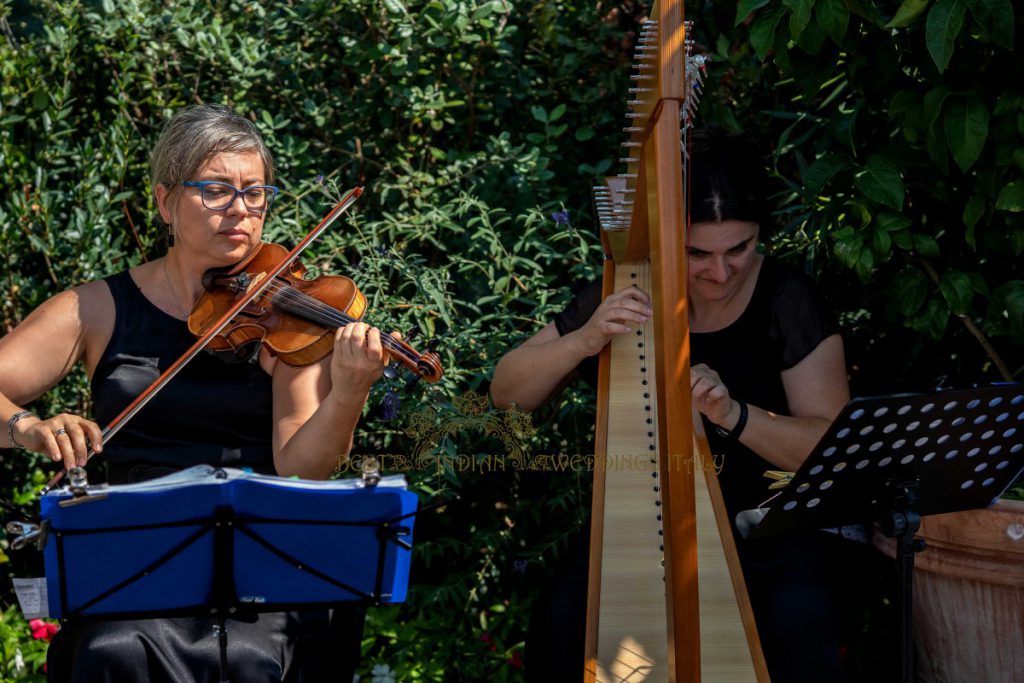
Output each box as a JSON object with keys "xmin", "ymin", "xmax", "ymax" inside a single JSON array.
[
  {"xmin": 371, "ymin": 663, "xmax": 397, "ymax": 683},
  {"xmin": 13, "ymin": 648, "xmax": 25, "ymax": 675}
]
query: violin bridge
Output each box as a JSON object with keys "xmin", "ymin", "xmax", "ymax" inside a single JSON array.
[{"xmin": 242, "ymin": 271, "xmax": 268, "ymax": 295}]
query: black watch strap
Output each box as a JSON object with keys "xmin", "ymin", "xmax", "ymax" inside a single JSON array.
[{"xmin": 714, "ymin": 400, "xmax": 748, "ymax": 441}]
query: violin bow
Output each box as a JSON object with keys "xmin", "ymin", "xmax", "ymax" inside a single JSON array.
[{"xmin": 42, "ymin": 187, "xmax": 364, "ymax": 494}]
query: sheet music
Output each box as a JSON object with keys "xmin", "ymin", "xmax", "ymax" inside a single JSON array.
[
  {"xmin": 44, "ymin": 464, "xmax": 407, "ymax": 497},
  {"xmin": 13, "ymin": 577, "xmax": 49, "ymax": 619}
]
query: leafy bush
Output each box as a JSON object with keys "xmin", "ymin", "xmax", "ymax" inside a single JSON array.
[{"xmin": 729, "ymin": 0, "xmax": 1021, "ymax": 392}]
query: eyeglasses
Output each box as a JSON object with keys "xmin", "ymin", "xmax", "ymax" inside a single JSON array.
[{"xmin": 181, "ymin": 181, "xmax": 280, "ymax": 213}]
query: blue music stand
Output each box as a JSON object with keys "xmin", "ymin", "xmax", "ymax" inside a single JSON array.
[{"xmin": 38, "ymin": 466, "xmax": 419, "ymax": 621}]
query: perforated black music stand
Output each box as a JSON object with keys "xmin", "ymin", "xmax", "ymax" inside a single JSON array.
[{"xmin": 746, "ymin": 383, "xmax": 1024, "ymax": 683}]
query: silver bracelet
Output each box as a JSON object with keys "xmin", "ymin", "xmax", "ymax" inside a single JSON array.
[{"xmin": 7, "ymin": 410, "xmax": 38, "ymax": 449}]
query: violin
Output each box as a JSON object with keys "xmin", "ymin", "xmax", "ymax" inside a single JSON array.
[
  {"xmin": 41, "ymin": 188, "xmax": 435, "ymax": 493},
  {"xmin": 187, "ymin": 242, "xmax": 443, "ymax": 381}
]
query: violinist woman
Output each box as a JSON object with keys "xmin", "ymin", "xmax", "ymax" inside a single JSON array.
[
  {"xmin": 492, "ymin": 131, "xmax": 854, "ymax": 682},
  {"xmin": 0, "ymin": 104, "xmax": 382, "ymax": 681}
]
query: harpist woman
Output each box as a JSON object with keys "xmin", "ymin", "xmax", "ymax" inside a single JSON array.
[{"xmin": 492, "ymin": 131, "xmax": 852, "ymax": 682}]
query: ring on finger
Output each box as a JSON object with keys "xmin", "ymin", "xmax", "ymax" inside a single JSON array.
[{"xmin": 54, "ymin": 428, "xmax": 68, "ymax": 436}]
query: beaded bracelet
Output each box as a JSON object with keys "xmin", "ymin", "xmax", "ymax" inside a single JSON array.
[{"xmin": 6, "ymin": 410, "xmax": 38, "ymax": 449}]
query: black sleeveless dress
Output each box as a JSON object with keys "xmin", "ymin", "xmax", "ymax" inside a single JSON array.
[{"xmin": 46, "ymin": 271, "xmax": 363, "ymax": 682}]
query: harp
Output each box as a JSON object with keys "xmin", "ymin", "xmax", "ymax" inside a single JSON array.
[{"xmin": 583, "ymin": 2, "xmax": 770, "ymax": 681}]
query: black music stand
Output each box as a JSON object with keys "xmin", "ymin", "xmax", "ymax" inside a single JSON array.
[{"xmin": 745, "ymin": 383, "xmax": 1024, "ymax": 683}]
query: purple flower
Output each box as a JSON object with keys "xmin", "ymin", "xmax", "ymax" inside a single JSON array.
[
  {"xmin": 381, "ymin": 389, "xmax": 401, "ymax": 421},
  {"xmin": 551, "ymin": 209, "xmax": 570, "ymax": 225},
  {"xmin": 314, "ymin": 174, "xmax": 324, "ymax": 185},
  {"xmin": 512, "ymin": 559, "xmax": 528, "ymax": 576}
]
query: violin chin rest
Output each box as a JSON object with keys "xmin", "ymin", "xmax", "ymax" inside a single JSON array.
[{"xmin": 206, "ymin": 340, "xmax": 261, "ymax": 364}]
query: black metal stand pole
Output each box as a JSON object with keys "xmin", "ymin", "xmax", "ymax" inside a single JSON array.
[{"xmin": 878, "ymin": 484, "xmax": 925, "ymax": 683}]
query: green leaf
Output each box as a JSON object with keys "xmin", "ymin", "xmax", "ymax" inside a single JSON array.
[
  {"xmin": 750, "ymin": 8, "xmax": 784, "ymax": 60},
  {"xmin": 993, "ymin": 92, "xmax": 1022, "ymax": 117},
  {"xmin": 996, "ymin": 180, "xmax": 1024, "ymax": 212},
  {"xmin": 962, "ymin": 194, "xmax": 985, "ymax": 247},
  {"xmin": 966, "ymin": 271, "xmax": 989, "ymax": 296},
  {"xmin": 925, "ymin": 0, "xmax": 967, "ymax": 73},
  {"xmin": 909, "ymin": 296, "xmax": 950, "ymax": 339},
  {"xmin": 736, "ymin": 0, "xmax": 771, "ymax": 26},
  {"xmin": 894, "ymin": 267, "xmax": 930, "ymax": 316},
  {"xmin": 889, "ymin": 90, "xmax": 919, "ymax": 116},
  {"xmin": 876, "ymin": 211, "xmax": 912, "ymax": 232},
  {"xmin": 939, "ymin": 269, "xmax": 973, "ymax": 314},
  {"xmin": 967, "ymin": 0, "xmax": 1014, "ymax": 50},
  {"xmin": 816, "ymin": 0, "xmax": 849, "ymax": 43},
  {"xmin": 892, "ymin": 230, "xmax": 914, "ymax": 249},
  {"xmin": 574, "ymin": 127, "xmax": 595, "ymax": 142},
  {"xmin": 833, "ymin": 234, "xmax": 861, "ymax": 267},
  {"xmin": 924, "ymin": 87, "xmax": 951, "ymax": 172},
  {"xmin": 784, "ymin": 0, "xmax": 813, "ymax": 39},
  {"xmin": 548, "ymin": 104, "xmax": 566, "ymax": 123},
  {"xmin": 856, "ymin": 248, "xmax": 876, "ymax": 279},
  {"xmin": 472, "ymin": 1, "xmax": 495, "ymax": 19},
  {"xmin": 872, "ymin": 227, "xmax": 892, "ymax": 256},
  {"xmin": 990, "ymin": 280, "xmax": 1024, "ymax": 338},
  {"xmin": 944, "ymin": 97, "xmax": 989, "ymax": 171},
  {"xmin": 795, "ymin": 20, "xmax": 827, "ymax": 54},
  {"xmin": 854, "ymin": 155, "xmax": 905, "ymax": 210},
  {"xmin": 923, "ymin": 86, "xmax": 950, "ymax": 130},
  {"xmin": 913, "ymin": 233, "xmax": 941, "ymax": 257},
  {"xmin": 530, "ymin": 106, "xmax": 547, "ymax": 123},
  {"xmin": 803, "ymin": 153, "xmax": 849, "ymax": 194},
  {"xmin": 827, "ymin": 108, "xmax": 859, "ymax": 155},
  {"xmin": 886, "ymin": 0, "xmax": 931, "ymax": 28}
]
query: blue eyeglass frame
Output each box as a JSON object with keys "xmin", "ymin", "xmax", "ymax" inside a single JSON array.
[{"xmin": 181, "ymin": 180, "xmax": 281, "ymax": 213}]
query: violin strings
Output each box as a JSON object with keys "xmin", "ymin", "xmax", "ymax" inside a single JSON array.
[{"xmin": 234, "ymin": 278, "xmax": 422, "ymax": 366}]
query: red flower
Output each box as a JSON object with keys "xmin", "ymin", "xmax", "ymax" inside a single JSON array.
[
  {"xmin": 479, "ymin": 632, "xmax": 497, "ymax": 652},
  {"xmin": 29, "ymin": 619, "xmax": 60, "ymax": 642},
  {"xmin": 507, "ymin": 650, "xmax": 524, "ymax": 669}
]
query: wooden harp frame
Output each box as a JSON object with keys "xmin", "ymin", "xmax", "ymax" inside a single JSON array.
[{"xmin": 583, "ymin": 2, "xmax": 770, "ymax": 681}]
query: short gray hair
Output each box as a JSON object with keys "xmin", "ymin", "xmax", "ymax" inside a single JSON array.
[{"xmin": 150, "ymin": 104, "xmax": 275, "ymax": 215}]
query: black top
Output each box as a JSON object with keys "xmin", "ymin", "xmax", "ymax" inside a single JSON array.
[
  {"xmin": 91, "ymin": 270, "xmax": 274, "ymax": 471},
  {"xmin": 552, "ymin": 257, "xmax": 839, "ymax": 520}
]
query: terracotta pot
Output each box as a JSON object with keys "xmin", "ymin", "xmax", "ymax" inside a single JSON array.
[{"xmin": 874, "ymin": 499, "xmax": 1024, "ymax": 683}]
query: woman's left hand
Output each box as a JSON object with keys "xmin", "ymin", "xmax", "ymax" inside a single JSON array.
[
  {"xmin": 690, "ymin": 363, "xmax": 741, "ymax": 429},
  {"xmin": 330, "ymin": 322, "xmax": 394, "ymax": 394}
]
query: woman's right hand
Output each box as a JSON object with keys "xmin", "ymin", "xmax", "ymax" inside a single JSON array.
[
  {"xmin": 573, "ymin": 286, "xmax": 653, "ymax": 356},
  {"xmin": 15, "ymin": 413, "xmax": 104, "ymax": 471}
]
